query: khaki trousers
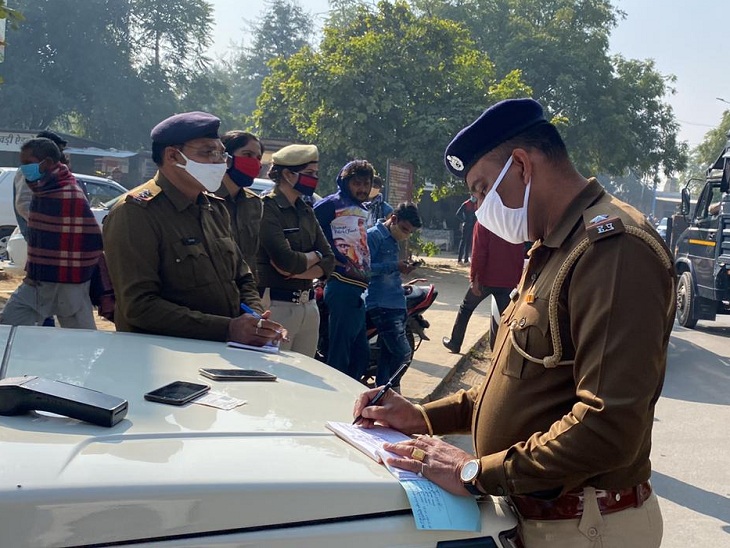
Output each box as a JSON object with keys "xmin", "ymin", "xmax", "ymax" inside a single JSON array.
[
  {"xmin": 264, "ymin": 291, "xmax": 319, "ymax": 357},
  {"xmin": 519, "ymin": 488, "xmax": 663, "ymax": 548},
  {"xmin": 1, "ymin": 279, "xmax": 96, "ymax": 329}
]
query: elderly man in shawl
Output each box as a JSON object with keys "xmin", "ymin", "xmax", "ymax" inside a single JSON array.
[{"xmin": 1, "ymin": 138, "xmax": 103, "ymax": 329}]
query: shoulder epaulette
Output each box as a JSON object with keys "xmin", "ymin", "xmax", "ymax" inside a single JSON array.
[
  {"xmin": 125, "ymin": 183, "xmax": 161, "ymax": 207},
  {"xmin": 584, "ymin": 213, "xmax": 625, "ymax": 243}
]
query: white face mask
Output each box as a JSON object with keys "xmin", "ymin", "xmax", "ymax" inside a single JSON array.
[
  {"xmin": 176, "ymin": 151, "xmax": 227, "ymax": 193},
  {"xmin": 475, "ymin": 156, "xmax": 531, "ymax": 244}
]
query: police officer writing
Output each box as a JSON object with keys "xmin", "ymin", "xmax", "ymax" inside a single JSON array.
[
  {"xmin": 103, "ymin": 111, "xmax": 286, "ymax": 346},
  {"xmin": 354, "ymin": 99, "xmax": 675, "ymax": 547}
]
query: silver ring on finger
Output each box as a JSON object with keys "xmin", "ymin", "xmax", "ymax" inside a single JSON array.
[
  {"xmin": 418, "ymin": 461, "xmax": 425, "ymax": 477},
  {"xmin": 255, "ymin": 327, "xmax": 259, "ymax": 335},
  {"xmin": 256, "ymin": 318, "xmax": 264, "ymax": 329}
]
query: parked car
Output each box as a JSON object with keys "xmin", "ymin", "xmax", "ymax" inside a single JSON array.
[
  {"xmin": 656, "ymin": 217, "xmax": 668, "ymax": 240},
  {"xmin": 0, "ymin": 167, "xmax": 127, "ymax": 261},
  {"xmin": 0, "ymin": 326, "xmax": 519, "ymax": 547}
]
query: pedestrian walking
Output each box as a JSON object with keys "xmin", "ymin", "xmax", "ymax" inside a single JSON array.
[
  {"xmin": 455, "ymin": 196, "xmax": 477, "ymax": 264},
  {"xmin": 442, "ymin": 223, "xmax": 524, "ymax": 354},
  {"xmin": 1, "ymin": 138, "xmax": 102, "ymax": 328}
]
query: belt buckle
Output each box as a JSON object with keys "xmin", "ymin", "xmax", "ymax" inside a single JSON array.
[{"xmin": 292, "ymin": 289, "xmax": 305, "ymax": 304}]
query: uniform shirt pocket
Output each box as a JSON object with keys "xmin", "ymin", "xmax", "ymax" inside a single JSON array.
[
  {"xmin": 213, "ymin": 237, "xmax": 239, "ymax": 281},
  {"xmin": 502, "ymin": 298, "xmax": 552, "ymax": 380},
  {"xmin": 171, "ymin": 240, "xmax": 212, "ymax": 290}
]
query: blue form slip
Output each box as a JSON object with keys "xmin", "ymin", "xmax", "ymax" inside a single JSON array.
[
  {"xmin": 400, "ymin": 479, "xmax": 481, "ymax": 532},
  {"xmin": 378, "ymin": 448, "xmax": 480, "ymax": 532}
]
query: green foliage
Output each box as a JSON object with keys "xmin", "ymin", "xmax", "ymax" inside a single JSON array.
[
  {"xmin": 228, "ymin": 0, "xmax": 314, "ymax": 121},
  {"xmin": 0, "ymin": 0, "xmax": 229, "ymax": 149},
  {"xmin": 255, "ymin": 0, "xmax": 530, "ymax": 189},
  {"xmin": 693, "ymin": 111, "xmax": 730, "ymax": 173},
  {"xmin": 410, "ymin": 233, "xmax": 441, "ymax": 257},
  {"xmin": 413, "ymin": 0, "xmax": 687, "ymax": 182}
]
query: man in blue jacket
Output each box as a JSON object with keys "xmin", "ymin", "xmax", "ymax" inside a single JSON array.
[
  {"xmin": 314, "ymin": 160, "xmax": 374, "ymax": 379},
  {"xmin": 366, "ymin": 202, "xmax": 422, "ymax": 390}
]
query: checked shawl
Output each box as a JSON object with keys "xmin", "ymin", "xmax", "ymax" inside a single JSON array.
[{"xmin": 26, "ymin": 163, "xmax": 103, "ymax": 283}]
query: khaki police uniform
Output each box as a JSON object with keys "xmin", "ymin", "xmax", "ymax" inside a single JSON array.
[
  {"xmin": 257, "ymin": 188, "xmax": 335, "ymax": 356},
  {"xmin": 423, "ymin": 180, "xmax": 675, "ymax": 547},
  {"xmin": 103, "ymin": 173, "xmax": 264, "ymax": 342},
  {"xmin": 215, "ymin": 184, "xmax": 263, "ymax": 282}
]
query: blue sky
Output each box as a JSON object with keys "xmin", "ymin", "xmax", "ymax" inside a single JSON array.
[{"xmin": 209, "ymin": 0, "xmax": 728, "ymax": 148}]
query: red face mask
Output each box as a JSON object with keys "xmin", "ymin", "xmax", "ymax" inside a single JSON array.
[
  {"xmin": 228, "ymin": 156, "xmax": 261, "ymax": 187},
  {"xmin": 294, "ymin": 173, "xmax": 319, "ymax": 196}
]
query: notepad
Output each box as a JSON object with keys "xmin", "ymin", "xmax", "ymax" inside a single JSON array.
[
  {"xmin": 226, "ymin": 341, "xmax": 280, "ymax": 354},
  {"xmin": 325, "ymin": 421, "xmax": 412, "ymax": 462}
]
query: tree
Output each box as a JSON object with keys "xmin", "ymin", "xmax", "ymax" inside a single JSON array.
[
  {"xmin": 255, "ymin": 1, "xmax": 530, "ymax": 191},
  {"xmin": 327, "ymin": 0, "xmax": 367, "ymax": 28},
  {"xmin": 0, "ymin": 0, "xmax": 225, "ymax": 149},
  {"xmin": 130, "ymin": 0, "xmax": 213, "ymax": 83},
  {"xmin": 228, "ymin": 0, "xmax": 314, "ymax": 120},
  {"xmin": 410, "ymin": 0, "xmax": 687, "ymax": 184}
]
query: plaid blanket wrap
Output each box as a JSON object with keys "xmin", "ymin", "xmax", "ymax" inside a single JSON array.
[{"xmin": 26, "ymin": 163, "xmax": 103, "ymax": 283}]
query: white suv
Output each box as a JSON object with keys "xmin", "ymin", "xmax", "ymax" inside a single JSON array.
[{"xmin": 0, "ymin": 326, "xmax": 519, "ymax": 547}]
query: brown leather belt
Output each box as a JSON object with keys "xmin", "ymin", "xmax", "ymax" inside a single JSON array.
[{"xmin": 510, "ymin": 481, "xmax": 652, "ymax": 521}]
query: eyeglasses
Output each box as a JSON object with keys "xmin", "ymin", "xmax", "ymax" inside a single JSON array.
[{"xmin": 181, "ymin": 145, "xmax": 231, "ymax": 164}]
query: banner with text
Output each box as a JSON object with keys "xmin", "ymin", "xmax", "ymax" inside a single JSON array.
[{"xmin": 386, "ymin": 159, "xmax": 414, "ymax": 205}]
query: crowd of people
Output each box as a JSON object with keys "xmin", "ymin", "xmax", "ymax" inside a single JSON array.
[
  {"xmin": 0, "ymin": 111, "xmax": 428, "ymax": 388},
  {"xmin": 0, "ymin": 98, "xmax": 676, "ymax": 547}
]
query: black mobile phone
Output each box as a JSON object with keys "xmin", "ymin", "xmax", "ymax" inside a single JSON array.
[
  {"xmin": 199, "ymin": 368, "xmax": 277, "ymax": 382},
  {"xmin": 144, "ymin": 381, "xmax": 210, "ymax": 406}
]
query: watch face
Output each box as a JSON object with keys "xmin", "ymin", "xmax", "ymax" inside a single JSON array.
[{"xmin": 460, "ymin": 459, "xmax": 480, "ymax": 483}]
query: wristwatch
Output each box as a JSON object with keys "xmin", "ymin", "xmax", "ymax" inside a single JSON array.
[
  {"xmin": 460, "ymin": 459, "xmax": 483, "ymax": 496},
  {"xmin": 314, "ymin": 250, "xmax": 323, "ymax": 262}
]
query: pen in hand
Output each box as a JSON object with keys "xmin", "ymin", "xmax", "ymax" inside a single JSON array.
[
  {"xmin": 353, "ymin": 361, "xmax": 410, "ymax": 425},
  {"xmin": 240, "ymin": 303, "xmax": 289, "ymax": 342}
]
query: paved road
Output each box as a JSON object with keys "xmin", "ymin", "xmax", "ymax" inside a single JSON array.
[
  {"xmin": 441, "ymin": 319, "xmax": 730, "ymax": 546},
  {"xmin": 655, "ymin": 318, "xmax": 730, "ymax": 546}
]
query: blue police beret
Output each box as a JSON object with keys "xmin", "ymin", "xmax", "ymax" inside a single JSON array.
[
  {"xmin": 444, "ymin": 98, "xmax": 547, "ymax": 178},
  {"xmin": 150, "ymin": 111, "xmax": 221, "ymax": 144}
]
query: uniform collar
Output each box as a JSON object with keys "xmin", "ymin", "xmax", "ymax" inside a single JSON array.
[
  {"xmin": 156, "ymin": 172, "xmax": 223, "ymax": 212},
  {"xmin": 541, "ymin": 178, "xmax": 605, "ymax": 249},
  {"xmin": 272, "ymin": 186, "xmax": 301, "ymax": 210}
]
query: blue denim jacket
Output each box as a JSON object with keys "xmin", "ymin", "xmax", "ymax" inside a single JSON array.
[{"xmin": 365, "ymin": 221, "xmax": 405, "ymax": 310}]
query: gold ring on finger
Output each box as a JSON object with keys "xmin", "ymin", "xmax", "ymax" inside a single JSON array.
[{"xmin": 411, "ymin": 447, "xmax": 426, "ymax": 462}]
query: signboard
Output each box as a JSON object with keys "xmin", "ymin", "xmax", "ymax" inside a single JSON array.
[
  {"xmin": 0, "ymin": 131, "xmax": 35, "ymax": 152},
  {"xmin": 386, "ymin": 159, "xmax": 414, "ymax": 205},
  {"xmin": 0, "ymin": 17, "xmax": 6, "ymax": 63}
]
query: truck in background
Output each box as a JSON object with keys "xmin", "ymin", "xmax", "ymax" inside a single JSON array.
[{"xmin": 671, "ymin": 133, "xmax": 730, "ymax": 328}]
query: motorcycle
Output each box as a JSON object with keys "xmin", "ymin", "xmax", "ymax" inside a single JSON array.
[{"xmin": 314, "ymin": 273, "xmax": 438, "ymax": 386}]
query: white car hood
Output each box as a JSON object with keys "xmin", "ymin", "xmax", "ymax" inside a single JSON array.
[{"xmin": 0, "ymin": 327, "xmax": 410, "ymax": 547}]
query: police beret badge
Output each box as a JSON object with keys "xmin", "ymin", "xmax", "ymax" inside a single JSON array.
[
  {"xmin": 444, "ymin": 98, "xmax": 547, "ymax": 179},
  {"xmin": 446, "ymin": 155, "xmax": 464, "ymax": 172}
]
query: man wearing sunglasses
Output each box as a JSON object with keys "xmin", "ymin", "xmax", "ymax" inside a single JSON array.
[{"xmin": 103, "ymin": 111, "xmax": 285, "ymax": 347}]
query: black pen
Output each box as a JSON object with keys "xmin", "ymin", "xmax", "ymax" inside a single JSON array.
[{"xmin": 353, "ymin": 361, "xmax": 410, "ymax": 424}]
